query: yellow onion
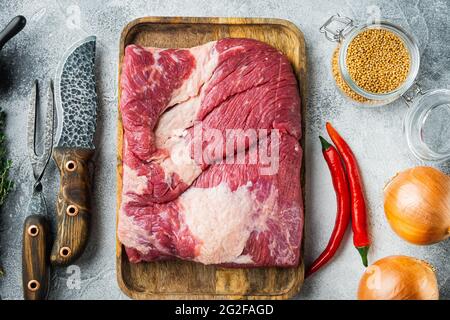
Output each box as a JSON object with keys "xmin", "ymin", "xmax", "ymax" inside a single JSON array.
[
  {"xmin": 358, "ymin": 255, "xmax": 439, "ymax": 300},
  {"xmin": 384, "ymin": 166, "xmax": 450, "ymax": 245}
]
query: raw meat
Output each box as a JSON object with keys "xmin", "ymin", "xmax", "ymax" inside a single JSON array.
[{"xmin": 118, "ymin": 38, "xmax": 303, "ymax": 267}]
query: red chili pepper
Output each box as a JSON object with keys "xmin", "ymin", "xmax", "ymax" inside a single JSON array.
[
  {"xmin": 326, "ymin": 122, "xmax": 370, "ymax": 267},
  {"xmin": 305, "ymin": 136, "xmax": 351, "ymax": 278}
]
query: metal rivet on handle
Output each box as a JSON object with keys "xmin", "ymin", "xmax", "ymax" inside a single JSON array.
[
  {"xmin": 27, "ymin": 280, "xmax": 40, "ymax": 292},
  {"xmin": 66, "ymin": 205, "xmax": 79, "ymax": 216},
  {"xmin": 60, "ymin": 246, "xmax": 71, "ymax": 258},
  {"xmin": 27, "ymin": 225, "xmax": 39, "ymax": 237},
  {"xmin": 65, "ymin": 160, "xmax": 77, "ymax": 172}
]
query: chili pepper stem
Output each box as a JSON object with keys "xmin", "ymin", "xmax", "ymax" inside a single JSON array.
[
  {"xmin": 357, "ymin": 246, "xmax": 369, "ymax": 267},
  {"xmin": 319, "ymin": 136, "xmax": 332, "ymax": 151}
]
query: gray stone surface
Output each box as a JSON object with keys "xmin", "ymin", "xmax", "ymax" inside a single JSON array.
[{"xmin": 0, "ymin": 0, "xmax": 448, "ymax": 300}]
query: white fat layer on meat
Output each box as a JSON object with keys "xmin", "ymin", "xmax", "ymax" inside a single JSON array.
[
  {"xmin": 154, "ymin": 97, "xmax": 202, "ymax": 185},
  {"xmin": 122, "ymin": 165, "xmax": 148, "ymax": 195},
  {"xmin": 155, "ymin": 95, "xmax": 202, "ymax": 146},
  {"xmin": 233, "ymin": 254, "xmax": 254, "ymax": 264},
  {"xmin": 179, "ymin": 182, "xmax": 283, "ymax": 265},
  {"xmin": 168, "ymin": 41, "xmax": 218, "ymax": 107},
  {"xmin": 152, "ymin": 51, "xmax": 163, "ymax": 73},
  {"xmin": 180, "ymin": 182, "xmax": 254, "ymax": 265},
  {"xmin": 159, "ymin": 136, "xmax": 202, "ymax": 184}
]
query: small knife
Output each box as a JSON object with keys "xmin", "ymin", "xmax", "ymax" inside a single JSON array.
[{"xmin": 51, "ymin": 36, "xmax": 97, "ymax": 266}]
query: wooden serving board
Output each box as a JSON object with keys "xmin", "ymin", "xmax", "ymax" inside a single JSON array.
[{"xmin": 116, "ymin": 17, "xmax": 307, "ymax": 300}]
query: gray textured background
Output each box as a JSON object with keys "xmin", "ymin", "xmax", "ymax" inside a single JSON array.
[{"xmin": 0, "ymin": 0, "xmax": 448, "ymax": 300}]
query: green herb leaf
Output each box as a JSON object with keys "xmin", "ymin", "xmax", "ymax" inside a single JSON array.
[{"xmin": 0, "ymin": 109, "xmax": 13, "ymax": 207}]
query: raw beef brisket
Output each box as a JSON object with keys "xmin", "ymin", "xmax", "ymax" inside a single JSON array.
[{"xmin": 118, "ymin": 38, "xmax": 303, "ymax": 267}]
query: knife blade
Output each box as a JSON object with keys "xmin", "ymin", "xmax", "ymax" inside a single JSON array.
[{"xmin": 51, "ymin": 36, "xmax": 97, "ymax": 266}]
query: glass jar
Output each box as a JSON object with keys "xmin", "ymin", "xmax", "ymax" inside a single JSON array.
[
  {"xmin": 403, "ymin": 87, "xmax": 450, "ymax": 162},
  {"xmin": 321, "ymin": 14, "xmax": 420, "ymax": 106},
  {"xmin": 321, "ymin": 14, "xmax": 450, "ymax": 162}
]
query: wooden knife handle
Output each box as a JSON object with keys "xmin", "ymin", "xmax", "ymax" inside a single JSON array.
[
  {"xmin": 22, "ymin": 215, "xmax": 50, "ymax": 300},
  {"xmin": 51, "ymin": 147, "xmax": 94, "ymax": 266}
]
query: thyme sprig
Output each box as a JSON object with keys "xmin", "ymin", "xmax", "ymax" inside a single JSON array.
[{"xmin": 0, "ymin": 109, "xmax": 13, "ymax": 277}]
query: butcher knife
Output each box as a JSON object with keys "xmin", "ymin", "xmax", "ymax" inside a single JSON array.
[{"xmin": 51, "ymin": 36, "xmax": 97, "ymax": 266}]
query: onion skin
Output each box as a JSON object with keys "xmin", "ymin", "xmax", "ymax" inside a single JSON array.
[
  {"xmin": 358, "ymin": 255, "xmax": 439, "ymax": 300},
  {"xmin": 384, "ymin": 166, "xmax": 450, "ymax": 245}
]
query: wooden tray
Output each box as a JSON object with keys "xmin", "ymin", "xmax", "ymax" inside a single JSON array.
[{"xmin": 116, "ymin": 17, "xmax": 307, "ymax": 300}]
